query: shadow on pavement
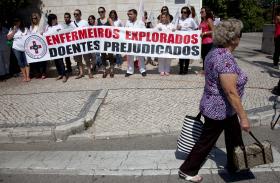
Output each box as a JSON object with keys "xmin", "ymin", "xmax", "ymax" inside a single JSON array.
[
  {"xmin": 208, "ymin": 147, "xmax": 256, "ymax": 182},
  {"xmin": 218, "ymin": 170, "xmax": 255, "ymax": 182}
]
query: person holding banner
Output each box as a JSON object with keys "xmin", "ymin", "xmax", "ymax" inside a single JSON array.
[
  {"xmin": 71, "ymin": 9, "xmax": 90, "ymax": 79},
  {"xmin": 44, "ymin": 14, "xmax": 67, "ymax": 83},
  {"xmin": 177, "ymin": 6, "xmax": 198, "ymax": 75},
  {"xmin": 155, "ymin": 13, "xmax": 175, "ymax": 76},
  {"xmin": 157, "ymin": 6, "xmax": 173, "ymax": 23},
  {"xmin": 96, "ymin": 7, "xmax": 115, "ymax": 78},
  {"xmin": 29, "ymin": 12, "xmax": 47, "ymax": 80},
  {"xmin": 109, "ymin": 10, "xmax": 124, "ymax": 69},
  {"xmin": 125, "ymin": 9, "xmax": 147, "ymax": 77},
  {"xmin": 82, "ymin": 15, "xmax": 96, "ymax": 79},
  {"xmin": 7, "ymin": 18, "xmax": 30, "ymax": 82},
  {"xmin": 144, "ymin": 10, "xmax": 157, "ymax": 67},
  {"xmin": 62, "ymin": 12, "xmax": 76, "ymax": 75}
]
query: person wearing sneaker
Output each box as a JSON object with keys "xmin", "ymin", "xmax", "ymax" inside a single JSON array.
[
  {"xmin": 44, "ymin": 14, "xmax": 67, "ymax": 83},
  {"xmin": 71, "ymin": 9, "xmax": 89, "ymax": 79},
  {"xmin": 273, "ymin": 6, "xmax": 280, "ymax": 69},
  {"xmin": 125, "ymin": 9, "xmax": 147, "ymax": 77},
  {"xmin": 155, "ymin": 13, "xmax": 175, "ymax": 76},
  {"xmin": 178, "ymin": 19, "xmax": 250, "ymax": 182}
]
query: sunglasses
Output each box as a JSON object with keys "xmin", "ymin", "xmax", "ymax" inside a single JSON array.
[
  {"xmin": 74, "ymin": 13, "xmax": 80, "ymax": 16},
  {"xmin": 181, "ymin": 11, "xmax": 187, "ymax": 14},
  {"xmin": 162, "ymin": 9, "xmax": 167, "ymax": 11},
  {"xmin": 32, "ymin": 17, "xmax": 37, "ymax": 20},
  {"xmin": 98, "ymin": 11, "xmax": 105, "ymax": 14}
]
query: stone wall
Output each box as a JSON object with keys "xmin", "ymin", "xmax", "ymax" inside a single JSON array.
[{"xmin": 40, "ymin": 0, "xmax": 202, "ymax": 24}]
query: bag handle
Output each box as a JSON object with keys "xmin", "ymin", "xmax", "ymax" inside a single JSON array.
[
  {"xmin": 249, "ymin": 131, "xmax": 264, "ymax": 148},
  {"xmin": 195, "ymin": 112, "xmax": 202, "ymax": 121},
  {"xmin": 240, "ymin": 131, "xmax": 267, "ymax": 168}
]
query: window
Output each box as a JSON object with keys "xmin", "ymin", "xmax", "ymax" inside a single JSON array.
[{"xmin": 175, "ymin": 0, "xmax": 185, "ymax": 4}]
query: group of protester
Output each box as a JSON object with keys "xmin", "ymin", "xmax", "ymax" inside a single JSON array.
[
  {"xmin": 2, "ymin": 3, "xmax": 273, "ymax": 182},
  {"xmin": 0, "ymin": 5, "xmax": 217, "ymax": 83}
]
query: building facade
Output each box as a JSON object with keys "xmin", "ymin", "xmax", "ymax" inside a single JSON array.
[{"xmin": 41, "ymin": 0, "xmax": 202, "ymax": 23}]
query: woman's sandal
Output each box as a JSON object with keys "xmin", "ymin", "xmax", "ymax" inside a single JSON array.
[{"xmin": 178, "ymin": 170, "xmax": 203, "ymax": 183}]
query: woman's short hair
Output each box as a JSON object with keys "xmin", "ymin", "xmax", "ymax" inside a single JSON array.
[
  {"xmin": 213, "ymin": 18, "xmax": 243, "ymax": 47},
  {"xmin": 47, "ymin": 14, "xmax": 57, "ymax": 26}
]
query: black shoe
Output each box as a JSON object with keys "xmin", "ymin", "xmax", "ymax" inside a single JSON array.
[
  {"xmin": 179, "ymin": 71, "xmax": 184, "ymax": 75},
  {"xmin": 125, "ymin": 73, "xmax": 132, "ymax": 77},
  {"xmin": 141, "ymin": 72, "xmax": 147, "ymax": 77}
]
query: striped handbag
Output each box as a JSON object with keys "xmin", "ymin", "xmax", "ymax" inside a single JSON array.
[{"xmin": 175, "ymin": 112, "xmax": 204, "ymax": 160}]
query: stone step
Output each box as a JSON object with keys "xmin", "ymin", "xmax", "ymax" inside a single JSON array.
[{"xmin": 0, "ymin": 148, "xmax": 279, "ymax": 176}]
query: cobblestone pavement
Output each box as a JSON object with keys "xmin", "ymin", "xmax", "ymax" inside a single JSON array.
[
  {"xmin": 0, "ymin": 91, "xmax": 99, "ymax": 128},
  {"xmin": 0, "ymin": 33, "xmax": 279, "ymax": 140}
]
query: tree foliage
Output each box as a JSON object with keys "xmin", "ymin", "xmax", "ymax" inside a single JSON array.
[
  {"xmin": 203, "ymin": 0, "xmax": 276, "ymax": 32},
  {"xmin": 240, "ymin": 0, "xmax": 264, "ymax": 32},
  {"xmin": 0, "ymin": 0, "xmax": 42, "ymax": 26}
]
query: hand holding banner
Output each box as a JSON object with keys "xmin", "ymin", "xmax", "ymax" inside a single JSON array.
[{"xmin": 24, "ymin": 26, "xmax": 201, "ymax": 63}]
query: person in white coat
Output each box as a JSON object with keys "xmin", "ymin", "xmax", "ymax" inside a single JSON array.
[
  {"xmin": 44, "ymin": 14, "xmax": 67, "ymax": 83},
  {"xmin": 155, "ymin": 13, "xmax": 175, "ymax": 76},
  {"xmin": 71, "ymin": 9, "xmax": 89, "ymax": 79},
  {"xmin": 177, "ymin": 6, "xmax": 198, "ymax": 74},
  {"xmin": 29, "ymin": 12, "xmax": 47, "ymax": 79},
  {"xmin": 125, "ymin": 9, "xmax": 147, "ymax": 77}
]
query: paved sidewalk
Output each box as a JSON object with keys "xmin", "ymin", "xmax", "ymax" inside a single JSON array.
[
  {"xmin": 0, "ymin": 147, "xmax": 279, "ymax": 176},
  {"xmin": 0, "ymin": 33, "xmax": 279, "ymax": 142}
]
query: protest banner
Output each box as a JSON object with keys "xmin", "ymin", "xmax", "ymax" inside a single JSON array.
[{"xmin": 24, "ymin": 26, "xmax": 201, "ymax": 63}]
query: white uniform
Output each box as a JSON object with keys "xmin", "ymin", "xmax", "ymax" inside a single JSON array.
[
  {"xmin": 43, "ymin": 24, "xmax": 63, "ymax": 35},
  {"xmin": 178, "ymin": 17, "xmax": 198, "ymax": 31},
  {"xmin": 155, "ymin": 23, "xmax": 175, "ymax": 74},
  {"xmin": 71, "ymin": 20, "xmax": 88, "ymax": 63},
  {"xmin": 70, "ymin": 19, "xmax": 89, "ymax": 28},
  {"xmin": 9, "ymin": 28, "xmax": 29, "ymax": 51},
  {"xmin": 125, "ymin": 20, "xmax": 146, "ymax": 74},
  {"xmin": 62, "ymin": 21, "xmax": 76, "ymax": 30}
]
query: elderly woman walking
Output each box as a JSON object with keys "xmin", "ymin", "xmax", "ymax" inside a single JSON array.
[{"xmin": 178, "ymin": 19, "xmax": 250, "ymax": 182}]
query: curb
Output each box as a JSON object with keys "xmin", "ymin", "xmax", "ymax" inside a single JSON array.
[{"xmin": 0, "ymin": 89, "xmax": 108, "ymax": 143}]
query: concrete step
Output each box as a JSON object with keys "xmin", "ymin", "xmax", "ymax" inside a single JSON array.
[{"xmin": 0, "ymin": 148, "xmax": 279, "ymax": 176}]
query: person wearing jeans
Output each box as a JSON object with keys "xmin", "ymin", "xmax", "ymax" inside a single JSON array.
[
  {"xmin": 7, "ymin": 18, "xmax": 30, "ymax": 82},
  {"xmin": 54, "ymin": 58, "xmax": 67, "ymax": 82},
  {"xmin": 44, "ymin": 14, "xmax": 67, "ymax": 82}
]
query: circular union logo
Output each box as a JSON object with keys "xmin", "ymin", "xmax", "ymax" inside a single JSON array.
[{"xmin": 24, "ymin": 35, "xmax": 47, "ymax": 59}]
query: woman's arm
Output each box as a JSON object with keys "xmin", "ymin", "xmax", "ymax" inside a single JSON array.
[
  {"xmin": 7, "ymin": 27, "xmax": 16, "ymax": 40},
  {"xmin": 219, "ymin": 74, "xmax": 250, "ymax": 132},
  {"xmin": 202, "ymin": 18, "xmax": 214, "ymax": 37}
]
